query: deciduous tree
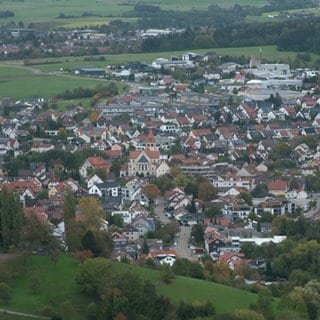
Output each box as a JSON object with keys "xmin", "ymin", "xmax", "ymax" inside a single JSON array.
[{"xmin": 0, "ymin": 188, "xmax": 23, "ymax": 250}]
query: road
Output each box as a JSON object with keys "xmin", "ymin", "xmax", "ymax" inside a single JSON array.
[
  {"xmin": 154, "ymin": 197, "xmax": 193, "ymax": 260},
  {"xmin": 174, "ymin": 225, "xmax": 194, "ymax": 260},
  {"xmin": 304, "ymin": 193, "xmax": 320, "ymax": 220},
  {"xmin": 154, "ymin": 197, "xmax": 170, "ymax": 224}
]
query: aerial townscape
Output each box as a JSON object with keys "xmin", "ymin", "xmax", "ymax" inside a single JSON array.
[{"xmin": 2, "ymin": 0, "xmax": 320, "ymax": 319}]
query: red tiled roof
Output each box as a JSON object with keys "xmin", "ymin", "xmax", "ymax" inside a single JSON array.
[
  {"xmin": 268, "ymin": 179, "xmax": 288, "ymax": 191},
  {"xmin": 192, "ymin": 128, "xmax": 212, "ymax": 136},
  {"xmin": 144, "ymin": 149, "xmax": 160, "ymax": 159},
  {"xmin": 149, "ymin": 250, "xmax": 177, "ymax": 258},
  {"xmin": 87, "ymin": 157, "xmax": 110, "ymax": 170}
]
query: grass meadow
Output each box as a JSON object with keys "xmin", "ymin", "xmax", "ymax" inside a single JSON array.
[
  {"xmin": 0, "ymin": 0, "xmax": 266, "ymax": 29},
  {"xmin": 0, "ymin": 64, "xmax": 125, "ymax": 108},
  {"xmin": 1, "ymin": 254, "xmax": 263, "ymax": 319}
]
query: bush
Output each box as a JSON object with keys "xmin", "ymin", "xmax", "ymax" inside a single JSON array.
[{"xmin": 0, "ymin": 282, "xmax": 11, "ymax": 305}]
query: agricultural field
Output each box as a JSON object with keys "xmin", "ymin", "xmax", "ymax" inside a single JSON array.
[
  {"xmin": 2, "ymin": 254, "xmax": 263, "ymax": 319},
  {"xmin": 5, "ymin": 45, "xmax": 317, "ymax": 73},
  {"xmin": 0, "ymin": 44, "xmax": 318, "ymax": 105},
  {"xmin": 246, "ymin": 7, "xmax": 320, "ymax": 23},
  {"xmin": 0, "ymin": 0, "xmax": 267, "ymax": 29},
  {"xmin": 0, "ymin": 63, "xmax": 125, "ymax": 108}
]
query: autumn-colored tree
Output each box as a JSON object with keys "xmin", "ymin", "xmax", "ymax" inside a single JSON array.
[
  {"xmin": 170, "ymin": 166, "xmax": 182, "ymax": 178},
  {"xmin": 78, "ymin": 197, "xmax": 104, "ymax": 229},
  {"xmin": 280, "ymin": 287, "xmax": 308, "ymax": 319},
  {"xmin": 74, "ymin": 250, "xmax": 94, "ymax": 263},
  {"xmin": 89, "ymin": 110, "xmax": 99, "ymax": 125},
  {"xmin": 198, "ymin": 182, "xmax": 217, "ymax": 201},
  {"xmin": 211, "ymin": 261, "xmax": 232, "ymax": 284},
  {"xmin": 234, "ymin": 261, "xmax": 260, "ymax": 281},
  {"xmin": 234, "ymin": 309, "xmax": 264, "ymax": 320},
  {"xmin": 141, "ymin": 184, "xmax": 160, "ymax": 200},
  {"xmin": 114, "ymin": 312, "xmax": 127, "ymax": 320},
  {"xmin": 20, "ymin": 212, "xmax": 53, "ymax": 253}
]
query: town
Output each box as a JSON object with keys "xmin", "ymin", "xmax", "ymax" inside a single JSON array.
[{"xmin": 1, "ymin": 50, "xmax": 320, "ymax": 274}]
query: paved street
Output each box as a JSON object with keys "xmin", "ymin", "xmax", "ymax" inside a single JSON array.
[
  {"xmin": 174, "ymin": 225, "xmax": 194, "ymax": 260},
  {"xmin": 304, "ymin": 193, "xmax": 320, "ymax": 220},
  {"xmin": 154, "ymin": 197, "xmax": 170, "ymax": 224},
  {"xmin": 154, "ymin": 197, "xmax": 194, "ymax": 260}
]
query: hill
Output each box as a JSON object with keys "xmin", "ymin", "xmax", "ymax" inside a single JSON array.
[{"xmin": 1, "ymin": 254, "xmax": 261, "ymax": 319}]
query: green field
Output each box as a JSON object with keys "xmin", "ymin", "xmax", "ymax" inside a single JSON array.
[
  {"xmin": 246, "ymin": 7, "xmax": 320, "ymax": 23},
  {"xmin": 0, "ymin": 64, "xmax": 124, "ymax": 108},
  {"xmin": 3, "ymin": 255, "xmax": 263, "ymax": 318},
  {"xmin": 158, "ymin": 276, "xmax": 258, "ymax": 313},
  {"xmin": 0, "ymin": 44, "xmax": 318, "ymax": 104},
  {"xmin": 5, "ymin": 45, "xmax": 317, "ymax": 73},
  {"xmin": 0, "ymin": 0, "xmax": 267, "ymax": 29}
]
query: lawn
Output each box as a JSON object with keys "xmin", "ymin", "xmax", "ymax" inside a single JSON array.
[
  {"xmin": 7, "ymin": 255, "xmax": 87, "ymax": 318},
  {"xmin": 3, "ymin": 255, "xmax": 264, "ymax": 318},
  {"xmin": 158, "ymin": 276, "xmax": 258, "ymax": 314}
]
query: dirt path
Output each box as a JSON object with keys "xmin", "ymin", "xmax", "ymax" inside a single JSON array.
[{"xmin": 0, "ymin": 309, "xmax": 50, "ymax": 319}]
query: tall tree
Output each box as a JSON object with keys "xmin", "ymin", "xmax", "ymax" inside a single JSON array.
[
  {"xmin": 63, "ymin": 188, "xmax": 77, "ymax": 252},
  {"xmin": 0, "ymin": 188, "xmax": 23, "ymax": 250}
]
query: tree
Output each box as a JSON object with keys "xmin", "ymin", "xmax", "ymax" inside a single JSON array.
[
  {"xmin": 160, "ymin": 264, "xmax": 176, "ymax": 284},
  {"xmin": 172, "ymin": 258, "xmax": 205, "ymax": 279},
  {"xmin": 280, "ymin": 287, "xmax": 309, "ymax": 319},
  {"xmin": 20, "ymin": 212, "xmax": 53, "ymax": 255},
  {"xmin": 46, "ymin": 236, "xmax": 61, "ymax": 267},
  {"xmin": 78, "ymin": 197, "xmax": 104, "ymax": 228},
  {"xmin": 250, "ymin": 289, "xmax": 273, "ymax": 320},
  {"xmin": 0, "ymin": 282, "xmax": 11, "ymax": 305},
  {"xmin": 81, "ymin": 229, "xmax": 113, "ymax": 258},
  {"xmin": 60, "ymin": 300, "xmax": 77, "ymax": 320},
  {"xmin": 275, "ymin": 310, "xmax": 305, "ymax": 320},
  {"xmin": 252, "ymin": 183, "xmax": 269, "ymax": 198},
  {"xmin": 187, "ymin": 198, "xmax": 197, "ymax": 213},
  {"xmin": 63, "ymin": 188, "xmax": 77, "ymax": 252},
  {"xmin": 152, "ymin": 175, "xmax": 173, "ymax": 195},
  {"xmin": 205, "ymin": 206, "xmax": 221, "ymax": 218},
  {"xmin": 0, "ymin": 188, "xmax": 23, "ymax": 250},
  {"xmin": 81, "ymin": 230, "xmax": 97, "ymax": 256},
  {"xmin": 28, "ymin": 271, "xmax": 40, "ymax": 294},
  {"xmin": 211, "ymin": 261, "xmax": 232, "ymax": 284},
  {"xmin": 141, "ymin": 238, "xmax": 149, "ymax": 254},
  {"xmin": 234, "ymin": 309, "xmax": 264, "ymax": 320},
  {"xmin": 191, "ymin": 223, "xmax": 204, "ymax": 245},
  {"xmin": 141, "ymin": 184, "xmax": 160, "ymax": 200},
  {"xmin": 238, "ymin": 191, "xmax": 253, "ymax": 206},
  {"xmin": 76, "ymin": 258, "xmax": 113, "ymax": 297},
  {"xmin": 74, "ymin": 250, "xmax": 94, "ymax": 264},
  {"xmin": 198, "ymin": 182, "xmax": 217, "ymax": 201}
]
